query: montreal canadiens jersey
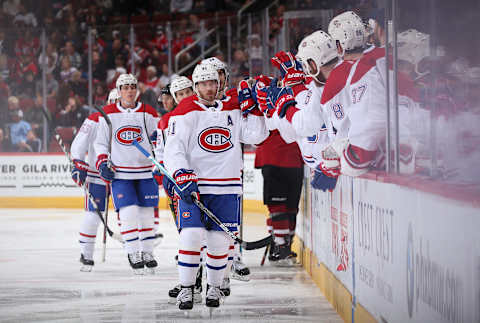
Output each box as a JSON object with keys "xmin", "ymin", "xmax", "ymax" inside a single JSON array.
[
  {"xmin": 164, "ymin": 94, "xmax": 268, "ymax": 195},
  {"xmin": 276, "ymin": 81, "xmax": 333, "ymax": 169},
  {"xmin": 94, "ymin": 102, "xmax": 160, "ymax": 180},
  {"xmin": 70, "ymin": 112, "xmax": 104, "ymax": 185}
]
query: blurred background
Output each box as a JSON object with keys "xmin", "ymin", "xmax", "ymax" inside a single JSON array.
[{"xmin": 0, "ymin": 0, "xmax": 479, "ymax": 186}]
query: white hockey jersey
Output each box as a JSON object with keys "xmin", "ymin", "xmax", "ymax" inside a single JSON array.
[
  {"xmin": 94, "ymin": 102, "xmax": 160, "ymax": 180},
  {"xmin": 163, "ymin": 94, "xmax": 268, "ymax": 195},
  {"xmin": 70, "ymin": 112, "xmax": 104, "ymax": 185}
]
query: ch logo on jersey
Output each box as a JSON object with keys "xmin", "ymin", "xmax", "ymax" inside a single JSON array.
[
  {"xmin": 115, "ymin": 126, "xmax": 143, "ymax": 145},
  {"xmin": 182, "ymin": 211, "xmax": 191, "ymax": 218},
  {"xmin": 331, "ymin": 103, "xmax": 344, "ymax": 120},
  {"xmin": 198, "ymin": 127, "xmax": 233, "ymax": 153}
]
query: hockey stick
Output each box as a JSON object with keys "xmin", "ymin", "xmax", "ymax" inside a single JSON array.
[
  {"xmin": 91, "ymin": 106, "xmax": 113, "ymax": 261},
  {"xmin": 132, "ymin": 140, "xmax": 272, "ymax": 250},
  {"xmin": 51, "ymin": 131, "xmax": 122, "ymax": 242},
  {"xmin": 260, "ymin": 243, "xmax": 270, "ymax": 266}
]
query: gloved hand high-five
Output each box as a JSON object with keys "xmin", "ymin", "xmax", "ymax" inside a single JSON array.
[
  {"xmin": 71, "ymin": 159, "xmax": 88, "ymax": 187},
  {"xmin": 271, "ymin": 51, "xmax": 306, "ymax": 87},
  {"xmin": 173, "ymin": 168, "xmax": 200, "ymax": 204},
  {"xmin": 265, "ymin": 81, "xmax": 296, "ymax": 118},
  {"xmin": 238, "ymin": 79, "xmax": 258, "ymax": 117}
]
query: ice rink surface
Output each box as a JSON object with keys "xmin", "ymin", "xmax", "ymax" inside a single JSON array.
[{"xmin": 0, "ymin": 208, "xmax": 342, "ymax": 323}]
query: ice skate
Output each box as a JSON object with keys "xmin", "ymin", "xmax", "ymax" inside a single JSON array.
[
  {"xmin": 206, "ymin": 285, "xmax": 224, "ymax": 308},
  {"xmin": 128, "ymin": 251, "xmax": 145, "ymax": 275},
  {"xmin": 231, "ymin": 258, "xmax": 250, "ymax": 281},
  {"xmin": 142, "ymin": 251, "xmax": 157, "ymax": 274},
  {"xmin": 168, "ymin": 284, "xmax": 181, "ymax": 304},
  {"xmin": 80, "ymin": 254, "xmax": 94, "ymax": 272},
  {"xmin": 220, "ymin": 277, "xmax": 231, "ymax": 296},
  {"xmin": 176, "ymin": 286, "xmax": 194, "ymax": 310},
  {"xmin": 269, "ymin": 244, "xmax": 296, "ymax": 267}
]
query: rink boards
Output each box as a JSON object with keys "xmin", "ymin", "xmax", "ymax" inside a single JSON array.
[
  {"xmin": 294, "ymin": 172, "xmax": 480, "ymax": 323},
  {"xmin": 0, "ymin": 152, "xmax": 267, "ymax": 213}
]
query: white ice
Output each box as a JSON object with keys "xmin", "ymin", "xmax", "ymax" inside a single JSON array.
[{"xmin": 0, "ymin": 208, "xmax": 342, "ymax": 323}]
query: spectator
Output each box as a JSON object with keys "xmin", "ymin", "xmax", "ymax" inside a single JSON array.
[
  {"xmin": 59, "ymin": 41, "xmax": 82, "ymax": 70},
  {"xmin": 106, "ymin": 54, "xmax": 126, "ymax": 86},
  {"xmin": 0, "ymin": 30, "xmax": 5, "ymax": 56},
  {"xmin": 170, "ymin": 0, "xmax": 193, "ymax": 13},
  {"xmin": 0, "ymin": 82, "xmax": 11, "ymax": 127},
  {"xmin": 248, "ymin": 34, "xmax": 263, "ymax": 75},
  {"xmin": 91, "ymin": 50, "xmax": 106, "ymax": 81},
  {"xmin": 93, "ymin": 82, "xmax": 107, "ymax": 109},
  {"xmin": 25, "ymin": 96, "xmax": 46, "ymax": 136},
  {"xmin": 0, "ymin": 54, "xmax": 9, "ymax": 81},
  {"xmin": 35, "ymin": 73, "xmax": 59, "ymax": 98},
  {"xmin": 151, "ymin": 25, "xmax": 168, "ymax": 53},
  {"xmin": 69, "ymin": 70, "xmax": 87, "ymax": 98},
  {"xmin": 159, "ymin": 63, "xmax": 172, "ymax": 87},
  {"xmin": 3, "ymin": 0, "xmax": 21, "ymax": 17},
  {"xmin": 7, "ymin": 109, "xmax": 41, "ymax": 152},
  {"xmin": 0, "ymin": 127, "xmax": 8, "ymax": 151},
  {"xmin": 21, "ymin": 70, "xmax": 36, "ymax": 99},
  {"xmin": 106, "ymin": 38, "xmax": 127, "ymax": 70},
  {"xmin": 13, "ymin": 3, "xmax": 38, "ymax": 28},
  {"xmin": 57, "ymin": 96, "xmax": 88, "ymax": 129},
  {"xmin": 38, "ymin": 41, "xmax": 58, "ymax": 74},
  {"xmin": 230, "ymin": 49, "xmax": 249, "ymax": 81},
  {"xmin": 144, "ymin": 65, "xmax": 162, "ymax": 96},
  {"xmin": 59, "ymin": 56, "xmax": 78, "ymax": 83}
]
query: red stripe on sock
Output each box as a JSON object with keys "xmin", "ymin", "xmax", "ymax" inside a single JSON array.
[
  {"xmin": 179, "ymin": 250, "xmax": 201, "ymax": 256},
  {"xmin": 80, "ymin": 232, "xmax": 96, "ymax": 238},
  {"xmin": 139, "ymin": 228, "xmax": 153, "ymax": 232},
  {"xmin": 207, "ymin": 253, "xmax": 228, "ymax": 259},
  {"xmin": 121, "ymin": 229, "xmax": 138, "ymax": 234}
]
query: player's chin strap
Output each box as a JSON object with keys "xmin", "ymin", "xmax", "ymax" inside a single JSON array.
[{"xmin": 132, "ymin": 140, "xmax": 273, "ymax": 250}]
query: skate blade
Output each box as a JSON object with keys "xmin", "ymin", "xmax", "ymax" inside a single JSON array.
[
  {"xmin": 145, "ymin": 267, "xmax": 156, "ymax": 275},
  {"xmin": 193, "ymin": 293, "xmax": 202, "ymax": 304},
  {"xmin": 132, "ymin": 268, "xmax": 145, "ymax": 275},
  {"xmin": 274, "ymin": 258, "xmax": 299, "ymax": 267},
  {"xmin": 231, "ymin": 273, "xmax": 250, "ymax": 282},
  {"xmin": 80, "ymin": 265, "xmax": 93, "ymax": 272},
  {"xmin": 168, "ymin": 297, "xmax": 177, "ymax": 304}
]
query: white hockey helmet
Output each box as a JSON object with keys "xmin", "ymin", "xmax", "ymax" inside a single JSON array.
[
  {"xmin": 107, "ymin": 88, "xmax": 120, "ymax": 104},
  {"xmin": 192, "ymin": 63, "xmax": 220, "ymax": 98},
  {"xmin": 170, "ymin": 76, "xmax": 193, "ymax": 103},
  {"xmin": 115, "ymin": 73, "xmax": 138, "ymax": 91},
  {"xmin": 397, "ymin": 29, "xmax": 430, "ymax": 76},
  {"xmin": 328, "ymin": 11, "xmax": 367, "ymax": 54},
  {"xmin": 296, "ymin": 30, "xmax": 338, "ymax": 84},
  {"xmin": 201, "ymin": 57, "xmax": 229, "ymax": 88}
]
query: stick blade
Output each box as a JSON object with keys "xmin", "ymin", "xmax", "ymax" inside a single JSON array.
[{"xmin": 243, "ymin": 235, "xmax": 273, "ymax": 250}]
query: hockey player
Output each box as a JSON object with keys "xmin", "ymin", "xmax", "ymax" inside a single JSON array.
[
  {"xmin": 163, "ymin": 63, "xmax": 268, "ymax": 310},
  {"xmin": 71, "ymin": 88, "xmax": 119, "ymax": 272},
  {"xmin": 94, "ymin": 73, "xmax": 160, "ymax": 275},
  {"xmin": 200, "ymin": 57, "xmax": 252, "ymax": 287},
  {"xmin": 152, "ymin": 75, "xmax": 205, "ymax": 303}
]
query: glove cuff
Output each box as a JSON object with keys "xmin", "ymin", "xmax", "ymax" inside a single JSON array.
[
  {"xmin": 73, "ymin": 159, "xmax": 89, "ymax": 171},
  {"xmin": 96, "ymin": 154, "xmax": 108, "ymax": 170}
]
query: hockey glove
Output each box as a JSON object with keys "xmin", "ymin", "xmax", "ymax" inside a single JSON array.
[
  {"xmin": 173, "ymin": 168, "xmax": 200, "ymax": 204},
  {"xmin": 238, "ymin": 79, "xmax": 258, "ymax": 117},
  {"xmin": 271, "ymin": 51, "xmax": 306, "ymax": 87},
  {"xmin": 268, "ymin": 85, "xmax": 296, "ymax": 119},
  {"xmin": 252, "ymin": 74, "xmax": 273, "ymax": 103},
  {"xmin": 71, "ymin": 159, "xmax": 88, "ymax": 187},
  {"xmin": 162, "ymin": 175, "xmax": 175, "ymax": 199},
  {"xmin": 311, "ymin": 162, "xmax": 340, "ymax": 192},
  {"xmin": 152, "ymin": 163, "xmax": 164, "ymax": 186},
  {"xmin": 97, "ymin": 154, "xmax": 115, "ymax": 183}
]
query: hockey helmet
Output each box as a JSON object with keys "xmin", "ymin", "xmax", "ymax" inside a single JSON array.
[
  {"xmin": 192, "ymin": 63, "xmax": 220, "ymax": 98},
  {"xmin": 328, "ymin": 11, "xmax": 367, "ymax": 55},
  {"xmin": 397, "ymin": 29, "xmax": 430, "ymax": 77},
  {"xmin": 200, "ymin": 57, "xmax": 229, "ymax": 87},
  {"xmin": 170, "ymin": 76, "xmax": 193, "ymax": 103},
  {"xmin": 107, "ymin": 88, "xmax": 120, "ymax": 104},
  {"xmin": 116, "ymin": 73, "xmax": 138, "ymax": 91},
  {"xmin": 296, "ymin": 30, "xmax": 338, "ymax": 84}
]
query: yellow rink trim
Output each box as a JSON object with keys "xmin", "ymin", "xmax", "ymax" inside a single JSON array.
[
  {"xmin": 291, "ymin": 236, "xmax": 377, "ymax": 323},
  {"xmin": 0, "ymin": 196, "xmax": 268, "ymax": 214}
]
